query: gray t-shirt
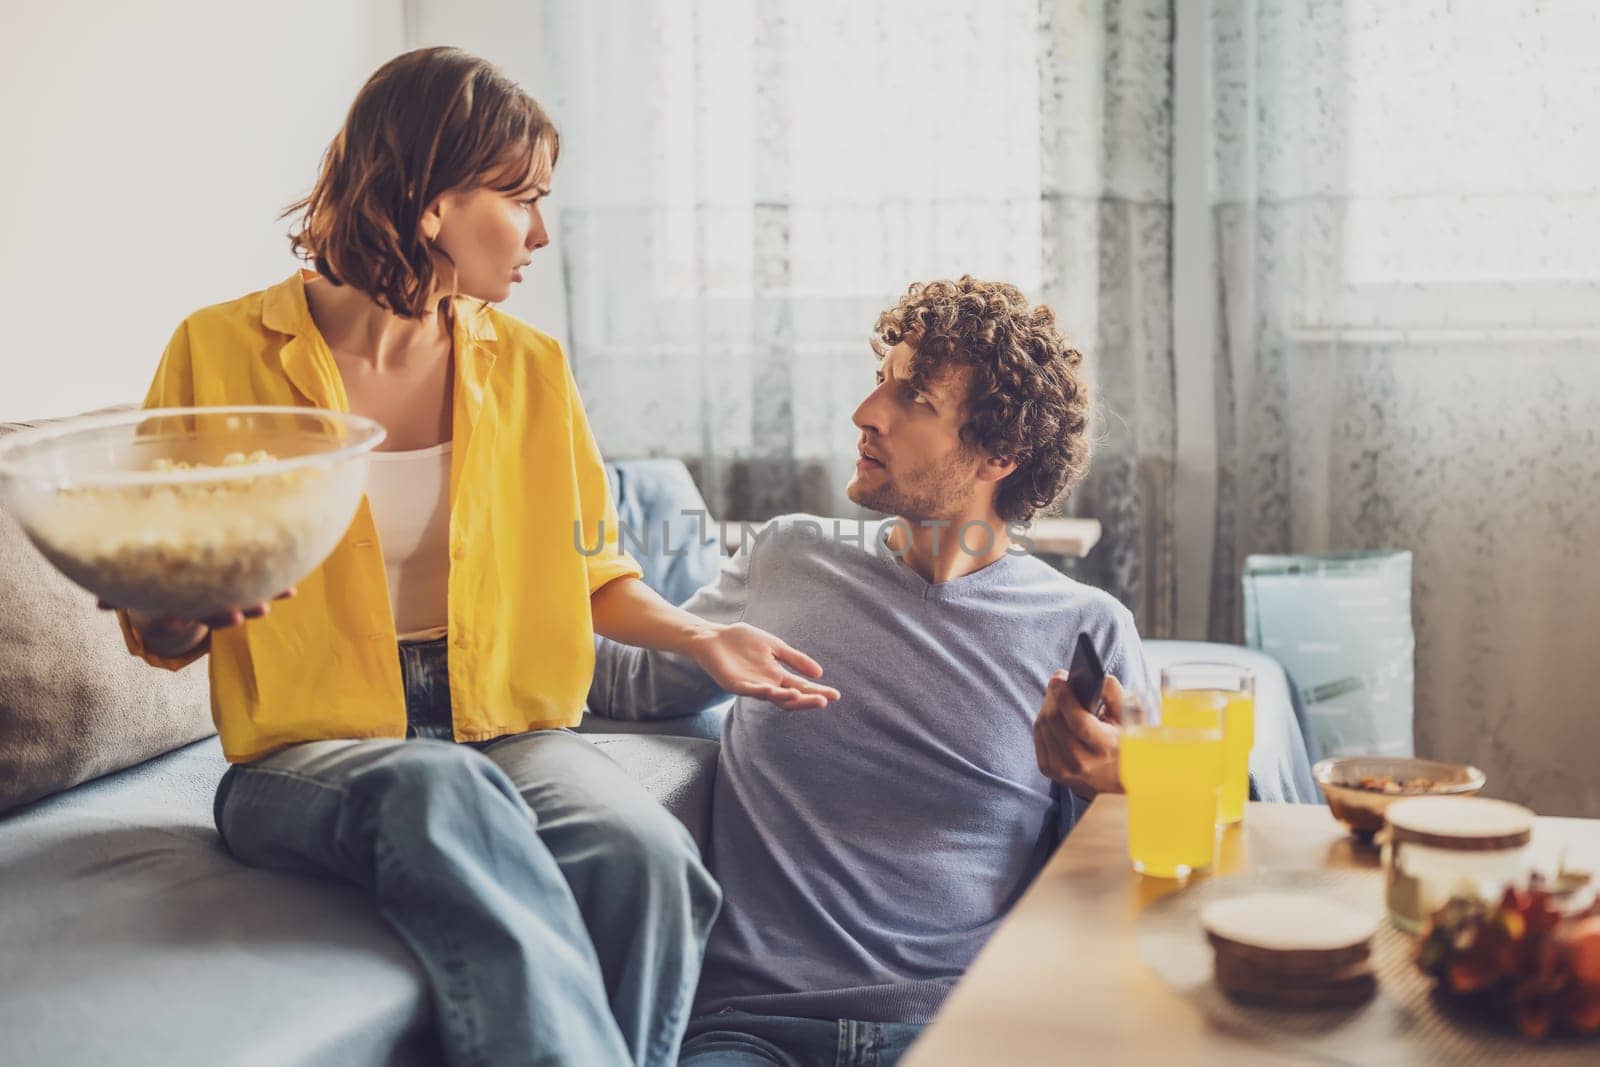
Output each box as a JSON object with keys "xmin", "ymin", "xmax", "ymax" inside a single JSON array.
[{"xmin": 588, "ymin": 516, "xmax": 1151, "ymax": 1023}]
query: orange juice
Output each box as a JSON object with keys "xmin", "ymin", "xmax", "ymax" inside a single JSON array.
[
  {"xmin": 1163, "ymin": 689, "xmax": 1255, "ymax": 825},
  {"xmin": 1119, "ymin": 721, "xmax": 1225, "ymax": 878}
]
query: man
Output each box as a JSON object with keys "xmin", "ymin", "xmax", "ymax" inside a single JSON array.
[{"xmin": 588, "ymin": 277, "xmax": 1152, "ymax": 1065}]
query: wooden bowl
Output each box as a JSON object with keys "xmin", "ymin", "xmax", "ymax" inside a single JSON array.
[{"xmin": 1313, "ymin": 757, "xmax": 1486, "ymax": 839}]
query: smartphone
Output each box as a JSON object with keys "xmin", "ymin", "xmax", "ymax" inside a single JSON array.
[{"xmin": 1067, "ymin": 632, "xmax": 1107, "ymax": 719}]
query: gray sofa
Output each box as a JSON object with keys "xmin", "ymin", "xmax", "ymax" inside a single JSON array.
[
  {"xmin": 0, "ymin": 456, "xmax": 1315, "ymax": 1066},
  {"xmin": 0, "ymin": 731, "xmax": 716, "ymax": 1065}
]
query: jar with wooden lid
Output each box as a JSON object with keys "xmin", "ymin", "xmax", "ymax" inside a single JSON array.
[{"xmin": 1382, "ymin": 795, "xmax": 1535, "ymax": 933}]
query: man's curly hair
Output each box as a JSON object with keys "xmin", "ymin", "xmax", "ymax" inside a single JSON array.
[{"xmin": 870, "ymin": 276, "xmax": 1090, "ymax": 524}]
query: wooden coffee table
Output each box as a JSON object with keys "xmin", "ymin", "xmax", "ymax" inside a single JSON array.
[{"xmin": 905, "ymin": 797, "xmax": 1600, "ymax": 1065}]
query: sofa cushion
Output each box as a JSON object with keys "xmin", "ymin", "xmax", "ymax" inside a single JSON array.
[
  {"xmin": 0, "ymin": 417, "xmax": 214, "ymax": 813},
  {"xmin": 585, "ymin": 733, "xmax": 721, "ymax": 853},
  {"xmin": 0, "ymin": 731, "xmax": 720, "ymax": 1065},
  {"xmin": 605, "ymin": 458, "xmax": 723, "ymax": 606},
  {"xmin": 0, "ymin": 737, "xmax": 438, "ymax": 1066},
  {"xmin": 577, "ymin": 700, "xmax": 731, "ymax": 743}
]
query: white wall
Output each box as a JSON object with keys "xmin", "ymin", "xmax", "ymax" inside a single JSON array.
[{"xmin": 0, "ymin": 0, "xmax": 405, "ymax": 421}]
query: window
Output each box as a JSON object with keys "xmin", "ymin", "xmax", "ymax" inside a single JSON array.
[{"xmin": 1308, "ymin": 0, "xmax": 1600, "ymax": 334}]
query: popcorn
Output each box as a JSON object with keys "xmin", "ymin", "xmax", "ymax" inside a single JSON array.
[{"xmin": 28, "ymin": 452, "xmax": 354, "ymax": 620}]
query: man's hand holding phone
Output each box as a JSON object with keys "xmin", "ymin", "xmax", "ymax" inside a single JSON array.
[{"xmin": 1033, "ymin": 635, "xmax": 1129, "ymax": 798}]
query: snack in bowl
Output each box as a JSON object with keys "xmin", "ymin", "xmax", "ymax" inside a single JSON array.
[
  {"xmin": 1313, "ymin": 756, "xmax": 1486, "ymax": 838},
  {"xmin": 1357, "ymin": 773, "xmax": 1437, "ymax": 794},
  {"xmin": 0, "ymin": 406, "xmax": 385, "ymax": 621}
]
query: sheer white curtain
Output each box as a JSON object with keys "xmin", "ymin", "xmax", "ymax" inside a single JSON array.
[
  {"xmin": 512, "ymin": 0, "xmax": 1600, "ymax": 814},
  {"xmin": 537, "ymin": 0, "xmax": 1177, "ymax": 628},
  {"xmin": 1208, "ymin": 0, "xmax": 1600, "ymax": 815}
]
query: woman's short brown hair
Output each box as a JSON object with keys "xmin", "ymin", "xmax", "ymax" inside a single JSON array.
[
  {"xmin": 870, "ymin": 277, "xmax": 1091, "ymax": 524},
  {"xmin": 285, "ymin": 47, "xmax": 558, "ymax": 318}
]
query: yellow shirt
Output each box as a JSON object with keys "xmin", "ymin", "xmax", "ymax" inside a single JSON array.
[{"xmin": 120, "ymin": 271, "xmax": 642, "ymax": 762}]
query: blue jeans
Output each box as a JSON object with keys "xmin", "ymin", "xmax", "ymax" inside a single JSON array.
[
  {"xmin": 214, "ymin": 637, "xmax": 722, "ymax": 1067},
  {"xmin": 679, "ymin": 1011, "xmax": 923, "ymax": 1067}
]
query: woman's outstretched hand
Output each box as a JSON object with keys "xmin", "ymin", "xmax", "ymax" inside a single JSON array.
[{"xmin": 687, "ymin": 622, "xmax": 841, "ymax": 711}]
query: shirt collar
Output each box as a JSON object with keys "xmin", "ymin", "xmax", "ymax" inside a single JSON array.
[
  {"xmin": 262, "ymin": 270, "xmax": 498, "ymax": 411},
  {"xmin": 262, "ymin": 269, "xmax": 499, "ymax": 344}
]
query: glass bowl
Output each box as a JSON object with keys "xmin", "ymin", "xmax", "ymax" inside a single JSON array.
[
  {"xmin": 0, "ymin": 406, "xmax": 385, "ymax": 620},
  {"xmin": 1313, "ymin": 756, "xmax": 1487, "ymax": 839}
]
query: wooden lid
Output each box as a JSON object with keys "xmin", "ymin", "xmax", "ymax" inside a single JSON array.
[
  {"xmin": 1385, "ymin": 796, "xmax": 1534, "ymax": 850},
  {"xmin": 1200, "ymin": 893, "xmax": 1380, "ymax": 956}
]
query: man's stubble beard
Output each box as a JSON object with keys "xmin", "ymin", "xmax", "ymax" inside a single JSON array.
[{"xmin": 846, "ymin": 455, "xmax": 975, "ymax": 524}]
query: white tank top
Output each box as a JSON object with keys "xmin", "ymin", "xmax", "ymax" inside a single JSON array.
[{"xmin": 364, "ymin": 442, "xmax": 452, "ymax": 642}]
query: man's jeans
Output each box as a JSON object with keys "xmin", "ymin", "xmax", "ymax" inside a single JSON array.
[
  {"xmin": 680, "ymin": 1010, "xmax": 923, "ymax": 1066},
  {"xmin": 213, "ymin": 637, "xmax": 721, "ymax": 1067}
]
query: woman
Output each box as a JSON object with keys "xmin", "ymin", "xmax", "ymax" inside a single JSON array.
[{"xmin": 110, "ymin": 47, "xmax": 839, "ymax": 1067}]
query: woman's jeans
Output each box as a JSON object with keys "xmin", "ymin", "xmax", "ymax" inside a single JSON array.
[{"xmin": 213, "ymin": 637, "xmax": 722, "ymax": 1067}]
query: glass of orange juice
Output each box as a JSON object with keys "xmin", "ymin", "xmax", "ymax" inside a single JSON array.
[
  {"xmin": 1119, "ymin": 688, "xmax": 1225, "ymax": 879},
  {"xmin": 1161, "ymin": 664, "xmax": 1256, "ymax": 826}
]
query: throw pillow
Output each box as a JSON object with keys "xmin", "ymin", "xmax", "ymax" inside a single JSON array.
[{"xmin": 0, "ymin": 416, "xmax": 213, "ymax": 813}]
